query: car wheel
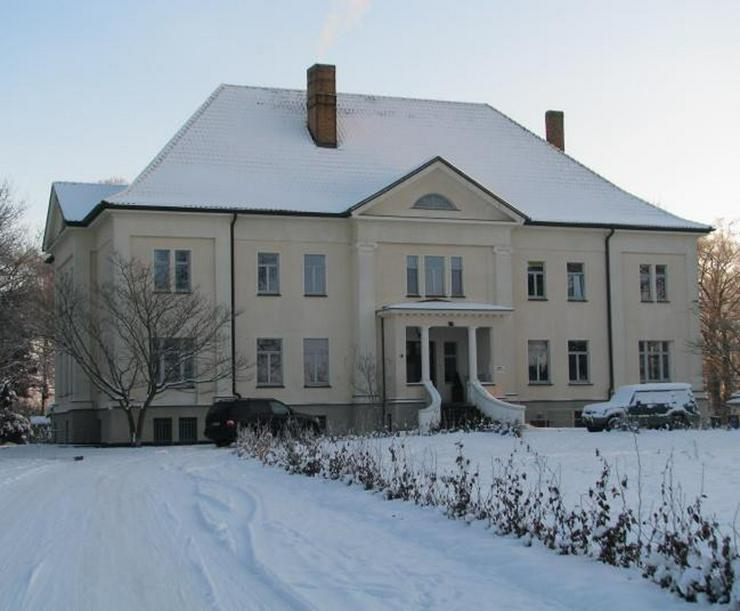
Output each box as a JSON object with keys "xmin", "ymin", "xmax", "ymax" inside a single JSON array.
[
  {"xmin": 669, "ymin": 414, "xmax": 690, "ymax": 430},
  {"xmin": 606, "ymin": 415, "xmax": 624, "ymax": 431}
]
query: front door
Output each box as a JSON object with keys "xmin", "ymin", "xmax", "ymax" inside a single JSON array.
[{"xmin": 442, "ymin": 341, "xmax": 460, "ymax": 404}]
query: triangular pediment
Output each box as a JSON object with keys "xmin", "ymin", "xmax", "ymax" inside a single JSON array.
[{"xmin": 350, "ymin": 157, "xmax": 526, "ymax": 223}]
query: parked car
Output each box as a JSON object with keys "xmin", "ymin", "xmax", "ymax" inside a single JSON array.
[
  {"xmin": 204, "ymin": 398, "xmax": 322, "ymax": 446},
  {"xmin": 581, "ymin": 383, "xmax": 698, "ymax": 432}
]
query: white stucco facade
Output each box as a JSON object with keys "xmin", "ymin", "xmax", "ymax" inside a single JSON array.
[{"xmin": 44, "ymin": 160, "xmax": 705, "ymax": 443}]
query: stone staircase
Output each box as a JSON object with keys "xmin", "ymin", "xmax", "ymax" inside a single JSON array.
[{"xmin": 440, "ymin": 402, "xmax": 486, "ymax": 429}]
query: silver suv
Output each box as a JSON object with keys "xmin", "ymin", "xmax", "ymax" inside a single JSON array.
[{"xmin": 582, "ymin": 383, "xmax": 698, "ymax": 432}]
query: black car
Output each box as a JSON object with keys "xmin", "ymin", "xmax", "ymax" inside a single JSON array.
[{"xmin": 204, "ymin": 398, "xmax": 322, "ymax": 446}]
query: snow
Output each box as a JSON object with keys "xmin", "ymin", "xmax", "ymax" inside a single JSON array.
[
  {"xmin": 347, "ymin": 428, "xmax": 740, "ymax": 531},
  {"xmin": 105, "ymin": 85, "xmax": 708, "ymax": 232},
  {"xmin": 379, "ymin": 301, "xmax": 512, "ymax": 312},
  {"xmin": 0, "ymin": 442, "xmax": 708, "ymax": 610},
  {"xmin": 52, "ymin": 182, "xmax": 128, "ymax": 222}
]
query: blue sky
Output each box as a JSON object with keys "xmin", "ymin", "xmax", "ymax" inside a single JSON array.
[{"xmin": 2, "ymin": 0, "xmax": 738, "ymax": 234}]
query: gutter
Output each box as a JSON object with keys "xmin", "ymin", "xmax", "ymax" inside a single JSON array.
[
  {"xmin": 230, "ymin": 213, "xmax": 241, "ymax": 398},
  {"xmin": 605, "ymin": 228, "xmax": 615, "ymax": 397}
]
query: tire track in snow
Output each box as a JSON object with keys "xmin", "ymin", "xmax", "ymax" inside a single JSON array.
[{"xmin": 180, "ymin": 460, "xmax": 315, "ymax": 611}]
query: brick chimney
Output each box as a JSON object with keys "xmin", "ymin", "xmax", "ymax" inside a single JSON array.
[
  {"xmin": 307, "ymin": 64, "xmax": 337, "ymax": 148},
  {"xmin": 545, "ymin": 110, "xmax": 565, "ymax": 151}
]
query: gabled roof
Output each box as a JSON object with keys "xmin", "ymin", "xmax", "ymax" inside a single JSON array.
[
  {"xmin": 60, "ymin": 84, "xmax": 707, "ymax": 232},
  {"xmin": 53, "ymin": 182, "xmax": 128, "ymax": 222},
  {"xmin": 43, "ymin": 182, "xmax": 129, "ymax": 250}
]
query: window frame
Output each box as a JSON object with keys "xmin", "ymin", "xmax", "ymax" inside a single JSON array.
[
  {"xmin": 528, "ymin": 339, "xmax": 551, "ymax": 384},
  {"xmin": 527, "ymin": 261, "xmax": 546, "ymax": 300},
  {"xmin": 638, "ymin": 340, "xmax": 671, "ymax": 383},
  {"xmin": 153, "ymin": 249, "xmax": 172, "ymax": 292},
  {"xmin": 152, "ymin": 249, "xmax": 192, "ymax": 294},
  {"xmin": 450, "ymin": 256, "xmax": 464, "ymax": 297},
  {"xmin": 424, "ymin": 255, "xmax": 446, "ymax": 297},
  {"xmin": 655, "ymin": 264, "xmax": 668, "ymax": 302},
  {"xmin": 174, "ymin": 249, "xmax": 192, "ymax": 293},
  {"xmin": 567, "ymin": 262, "xmax": 586, "ymax": 301},
  {"xmin": 303, "ymin": 253, "xmax": 327, "ymax": 297},
  {"xmin": 303, "ymin": 338, "xmax": 330, "ymax": 387},
  {"xmin": 567, "ymin": 340, "xmax": 590, "ymax": 384},
  {"xmin": 640, "ymin": 263, "xmax": 669, "ymax": 303},
  {"xmin": 257, "ymin": 252, "xmax": 281, "ymax": 296},
  {"xmin": 406, "ymin": 255, "xmax": 420, "ymax": 297},
  {"xmin": 153, "ymin": 337, "xmax": 195, "ymax": 387},
  {"xmin": 256, "ymin": 338, "xmax": 283, "ymax": 387}
]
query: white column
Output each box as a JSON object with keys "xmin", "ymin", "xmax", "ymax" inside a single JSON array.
[
  {"xmin": 468, "ymin": 325, "xmax": 478, "ymax": 383},
  {"xmin": 420, "ymin": 325, "xmax": 431, "ymax": 383}
]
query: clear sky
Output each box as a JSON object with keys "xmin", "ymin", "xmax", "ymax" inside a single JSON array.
[{"xmin": 2, "ymin": 0, "xmax": 738, "ymax": 235}]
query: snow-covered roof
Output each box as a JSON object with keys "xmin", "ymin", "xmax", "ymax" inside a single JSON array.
[
  {"xmin": 379, "ymin": 301, "xmax": 513, "ymax": 314},
  {"xmin": 100, "ymin": 85, "xmax": 708, "ymax": 232},
  {"xmin": 53, "ymin": 182, "xmax": 128, "ymax": 222}
]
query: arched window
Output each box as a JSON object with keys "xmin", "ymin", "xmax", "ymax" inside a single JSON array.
[{"xmin": 412, "ymin": 193, "xmax": 457, "ymax": 211}]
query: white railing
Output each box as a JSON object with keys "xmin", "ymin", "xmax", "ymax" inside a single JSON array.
[
  {"xmin": 468, "ymin": 380, "xmax": 525, "ymax": 425},
  {"xmin": 418, "ymin": 380, "xmax": 442, "ymax": 432}
]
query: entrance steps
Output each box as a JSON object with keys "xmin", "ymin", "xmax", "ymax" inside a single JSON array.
[{"xmin": 440, "ymin": 403, "xmax": 485, "ymax": 429}]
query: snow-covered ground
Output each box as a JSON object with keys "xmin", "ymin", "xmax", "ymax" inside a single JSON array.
[
  {"xmin": 348, "ymin": 427, "xmax": 740, "ymax": 531},
  {"xmin": 0, "ymin": 433, "xmax": 735, "ymax": 610}
]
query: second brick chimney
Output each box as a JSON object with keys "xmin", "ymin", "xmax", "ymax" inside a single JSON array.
[
  {"xmin": 545, "ymin": 110, "xmax": 565, "ymax": 151},
  {"xmin": 307, "ymin": 64, "xmax": 337, "ymax": 148}
]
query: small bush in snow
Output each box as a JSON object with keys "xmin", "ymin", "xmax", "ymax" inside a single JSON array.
[
  {"xmin": 0, "ymin": 384, "xmax": 32, "ymax": 445},
  {"xmin": 235, "ymin": 427, "xmax": 738, "ymax": 606}
]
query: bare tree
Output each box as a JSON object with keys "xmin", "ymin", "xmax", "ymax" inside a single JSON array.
[
  {"xmin": 694, "ymin": 221, "xmax": 740, "ymax": 417},
  {"xmin": 47, "ymin": 255, "xmax": 244, "ymax": 444},
  {"xmin": 0, "ymin": 181, "xmax": 44, "ymax": 395},
  {"xmin": 354, "ymin": 352, "xmax": 386, "ymax": 428}
]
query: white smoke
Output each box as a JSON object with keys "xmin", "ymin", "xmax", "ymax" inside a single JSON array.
[{"xmin": 316, "ymin": 0, "xmax": 372, "ymax": 57}]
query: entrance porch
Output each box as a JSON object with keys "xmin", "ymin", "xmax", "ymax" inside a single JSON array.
[{"xmin": 378, "ymin": 301, "xmax": 525, "ymax": 430}]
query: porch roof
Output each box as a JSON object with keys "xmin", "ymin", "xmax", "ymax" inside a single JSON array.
[{"xmin": 377, "ymin": 300, "xmax": 512, "ymax": 316}]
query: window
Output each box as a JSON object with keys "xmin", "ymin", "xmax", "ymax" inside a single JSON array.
[
  {"xmin": 257, "ymin": 253, "xmax": 280, "ymax": 295},
  {"xmin": 304, "ymin": 338, "xmax": 329, "ymax": 386},
  {"xmin": 178, "ymin": 417, "xmax": 198, "ymax": 444},
  {"xmin": 154, "ymin": 249, "xmax": 170, "ymax": 291},
  {"xmin": 640, "ymin": 264, "xmax": 668, "ymax": 302},
  {"xmin": 174, "ymin": 250, "xmax": 191, "ymax": 292},
  {"xmin": 153, "ymin": 249, "xmax": 191, "ymax": 292},
  {"xmin": 269, "ymin": 400, "xmax": 291, "ymax": 415},
  {"xmin": 406, "ymin": 255, "xmax": 419, "ymax": 296},
  {"xmin": 425, "ymin": 256, "xmax": 445, "ymax": 296},
  {"xmin": 406, "ymin": 327, "xmax": 422, "ymax": 383},
  {"xmin": 257, "ymin": 338, "xmax": 282, "ymax": 386},
  {"xmin": 153, "ymin": 418, "xmax": 172, "ymax": 444},
  {"xmin": 567, "ymin": 262, "xmax": 585, "ymax": 301},
  {"xmin": 568, "ymin": 340, "xmax": 589, "ymax": 383},
  {"xmin": 640, "ymin": 264, "xmax": 653, "ymax": 301},
  {"xmin": 412, "ymin": 193, "xmax": 457, "ymax": 210},
  {"xmin": 655, "ymin": 264, "xmax": 668, "ymax": 301},
  {"xmin": 527, "ymin": 262, "xmax": 546, "ymax": 299},
  {"xmin": 451, "ymin": 256, "xmax": 464, "ymax": 297},
  {"xmin": 639, "ymin": 341, "xmax": 670, "ymax": 382},
  {"xmin": 304, "ymin": 254, "xmax": 326, "ymax": 296},
  {"xmin": 528, "ymin": 340, "xmax": 550, "ymax": 383},
  {"xmin": 153, "ymin": 338, "xmax": 195, "ymax": 385}
]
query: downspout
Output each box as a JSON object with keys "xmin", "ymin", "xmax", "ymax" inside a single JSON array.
[
  {"xmin": 605, "ymin": 228, "xmax": 615, "ymax": 397},
  {"xmin": 380, "ymin": 316, "xmax": 387, "ymax": 428},
  {"xmin": 230, "ymin": 213, "xmax": 241, "ymax": 398}
]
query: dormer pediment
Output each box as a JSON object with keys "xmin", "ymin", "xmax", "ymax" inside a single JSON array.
[{"xmin": 350, "ymin": 157, "xmax": 526, "ymax": 224}]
